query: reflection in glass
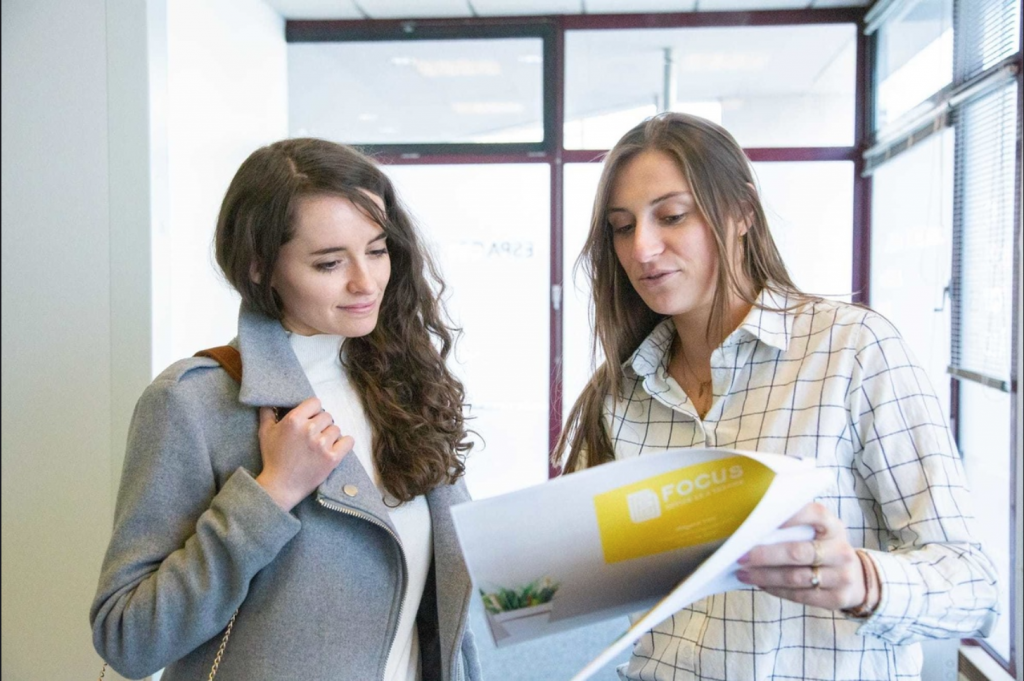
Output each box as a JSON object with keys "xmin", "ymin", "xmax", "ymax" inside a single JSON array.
[
  {"xmin": 870, "ymin": 128, "xmax": 954, "ymax": 414},
  {"xmin": 750, "ymin": 161, "xmax": 854, "ymax": 300},
  {"xmin": 875, "ymin": 0, "xmax": 953, "ymax": 131},
  {"xmin": 959, "ymin": 380, "xmax": 1012, "ymax": 661},
  {"xmin": 565, "ymin": 24, "xmax": 856, "ymax": 149},
  {"xmin": 290, "ymin": 38, "xmax": 544, "ymax": 145},
  {"xmin": 562, "ymin": 163, "xmax": 605, "ymax": 420},
  {"xmin": 383, "ymin": 164, "xmax": 551, "ymax": 499}
]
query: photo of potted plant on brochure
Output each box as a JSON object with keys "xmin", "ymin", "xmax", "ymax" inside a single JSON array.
[
  {"xmin": 480, "ymin": 577, "xmax": 559, "ymax": 643},
  {"xmin": 450, "ymin": 447, "xmax": 831, "ymax": 681}
]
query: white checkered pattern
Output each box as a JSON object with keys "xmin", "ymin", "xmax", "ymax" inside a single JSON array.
[{"xmin": 608, "ymin": 292, "xmax": 999, "ymax": 681}]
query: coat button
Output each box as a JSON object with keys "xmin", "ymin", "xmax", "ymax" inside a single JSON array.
[{"xmin": 343, "ymin": 484, "xmax": 358, "ymax": 497}]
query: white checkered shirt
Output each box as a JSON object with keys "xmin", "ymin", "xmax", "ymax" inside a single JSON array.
[{"xmin": 608, "ymin": 291, "xmax": 999, "ymax": 681}]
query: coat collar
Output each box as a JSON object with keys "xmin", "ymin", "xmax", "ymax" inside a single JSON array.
[
  {"xmin": 235, "ymin": 303, "xmax": 316, "ymax": 410},
  {"xmin": 233, "ymin": 304, "xmax": 399, "ymax": 533}
]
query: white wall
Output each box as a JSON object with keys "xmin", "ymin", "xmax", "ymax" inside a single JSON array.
[
  {"xmin": 1, "ymin": 0, "xmax": 286, "ymax": 677},
  {"xmin": 158, "ymin": 0, "xmax": 289, "ymax": 370},
  {"xmin": 1, "ymin": 0, "xmax": 159, "ymax": 678}
]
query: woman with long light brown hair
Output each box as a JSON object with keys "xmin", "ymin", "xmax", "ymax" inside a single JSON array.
[
  {"xmin": 92, "ymin": 138, "xmax": 479, "ymax": 680},
  {"xmin": 553, "ymin": 113, "xmax": 998, "ymax": 680}
]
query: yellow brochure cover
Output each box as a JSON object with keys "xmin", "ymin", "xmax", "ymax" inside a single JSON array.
[{"xmin": 593, "ymin": 455, "xmax": 775, "ymax": 564}]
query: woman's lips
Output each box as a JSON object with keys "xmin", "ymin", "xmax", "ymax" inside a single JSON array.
[
  {"xmin": 638, "ymin": 270, "xmax": 678, "ymax": 286},
  {"xmin": 340, "ymin": 301, "xmax": 376, "ymax": 314}
]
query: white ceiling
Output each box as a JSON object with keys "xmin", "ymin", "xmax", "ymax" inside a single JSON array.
[{"xmin": 265, "ymin": 0, "xmax": 871, "ymax": 20}]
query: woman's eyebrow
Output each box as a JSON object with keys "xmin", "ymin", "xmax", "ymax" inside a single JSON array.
[
  {"xmin": 607, "ymin": 191, "xmax": 692, "ymax": 213},
  {"xmin": 310, "ymin": 231, "xmax": 387, "ymax": 256},
  {"xmin": 650, "ymin": 191, "xmax": 691, "ymax": 205},
  {"xmin": 311, "ymin": 245, "xmax": 346, "ymax": 255}
]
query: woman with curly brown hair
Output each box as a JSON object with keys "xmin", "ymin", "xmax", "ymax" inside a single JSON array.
[
  {"xmin": 91, "ymin": 138, "xmax": 479, "ymax": 681},
  {"xmin": 553, "ymin": 113, "xmax": 998, "ymax": 680}
]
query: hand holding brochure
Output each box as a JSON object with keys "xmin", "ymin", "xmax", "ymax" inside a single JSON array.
[{"xmin": 450, "ymin": 448, "xmax": 831, "ymax": 680}]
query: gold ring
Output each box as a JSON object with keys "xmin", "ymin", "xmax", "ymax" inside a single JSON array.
[
  {"xmin": 811, "ymin": 540, "xmax": 824, "ymax": 568},
  {"xmin": 810, "ymin": 566, "xmax": 821, "ymax": 589}
]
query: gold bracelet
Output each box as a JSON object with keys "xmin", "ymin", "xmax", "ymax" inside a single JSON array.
[{"xmin": 843, "ymin": 549, "xmax": 880, "ymax": 618}]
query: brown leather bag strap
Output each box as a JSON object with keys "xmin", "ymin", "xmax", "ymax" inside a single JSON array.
[
  {"xmin": 194, "ymin": 344, "xmax": 292, "ymax": 421},
  {"xmin": 194, "ymin": 346, "xmax": 242, "ymax": 384}
]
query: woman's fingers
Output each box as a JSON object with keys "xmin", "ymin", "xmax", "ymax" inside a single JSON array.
[
  {"xmin": 291, "ymin": 396, "xmax": 323, "ymax": 419},
  {"xmin": 742, "ymin": 537, "xmax": 848, "ymax": 568},
  {"xmin": 332, "ymin": 435, "xmax": 355, "ymax": 458},
  {"xmin": 255, "ymin": 397, "xmax": 353, "ymax": 511},
  {"xmin": 736, "ymin": 502, "xmax": 867, "ymax": 610},
  {"xmin": 258, "ymin": 406, "xmax": 277, "ymax": 432},
  {"xmin": 780, "ymin": 502, "xmax": 843, "ymax": 538},
  {"xmin": 737, "ymin": 565, "xmax": 836, "ymax": 590},
  {"xmin": 307, "ymin": 409, "xmax": 335, "ymax": 436},
  {"xmin": 319, "ymin": 424, "xmax": 342, "ymax": 446}
]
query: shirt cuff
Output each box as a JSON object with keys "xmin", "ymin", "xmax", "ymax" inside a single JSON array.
[{"xmin": 847, "ymin": 548, "xmax": 924, "ymax": 641}]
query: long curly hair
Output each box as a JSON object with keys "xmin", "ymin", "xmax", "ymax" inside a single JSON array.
[
  {"xmin": 215, "ymin": 138, "xmax": 471, "ymax": 502},
  {"xmin": 552, "ymin": 113, "xmax": 809, "ymax": 474}
]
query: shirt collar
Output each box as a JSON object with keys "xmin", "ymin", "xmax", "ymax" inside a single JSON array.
[
  {"xmin": 626, "ymin": 317, "xmax": 676, "ymax": 379},
  {"xmin": 626, "ymin": 287, "xmax": 796, "ymax": 379},
  {"xmin": 735, "ymin": 287, "xmax": 794, "ymax": 352}
]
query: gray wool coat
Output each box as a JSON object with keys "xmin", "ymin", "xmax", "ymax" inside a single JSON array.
[{"xmin": 91, "ymin": 305, "xmax": 481, "ymax": 681}]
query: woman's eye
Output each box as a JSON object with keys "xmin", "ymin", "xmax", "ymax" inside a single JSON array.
[
  {"xmin": 315, "ymin": 260, "xmax": 340, "ymax": 272},
  {"xmin": 369, "ymin": 248, "xmax": 389, "ymax": 258},
  {"xmin": 661, "ymin": 213, "xmax": 686, "ymax": 224},
  {"xmin": 610, "ymin": 222, "xmax": 634, "ymax": 235}
]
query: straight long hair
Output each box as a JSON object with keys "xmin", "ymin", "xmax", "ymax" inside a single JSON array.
[
  {"xmin": 553, "ymin": 113, "xmax": 810, "ymax": 474},
  {"xmin": 216, "ymin": 138, "xmax": 471, "ymax": 502}
]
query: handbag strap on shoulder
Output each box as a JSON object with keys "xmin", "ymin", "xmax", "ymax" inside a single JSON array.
[
  {"xmin": 195, "ymin": 346, "xmax": 242, "ymax": 384},
  {"xmin": 98, "ymin": 345, "xmax": 243, "ymax": 681},
  {"xmin": 193, "ymin": 345, "xmax": 290, "ymax": 421}
]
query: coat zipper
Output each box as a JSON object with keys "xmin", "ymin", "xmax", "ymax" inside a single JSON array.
[{"xmin": 318, "ymin": 496, "xmax": 407, "ymax": 681}]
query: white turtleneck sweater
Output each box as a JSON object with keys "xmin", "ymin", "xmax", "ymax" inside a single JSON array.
[{"xmin": 288, "ymin": 333, "xmax": 432, "ymax": 681}]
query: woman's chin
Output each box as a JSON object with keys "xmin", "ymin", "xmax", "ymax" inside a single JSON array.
[{"xmin": 337, "ymin": 319, "xmax": 380, "ymax": 338}]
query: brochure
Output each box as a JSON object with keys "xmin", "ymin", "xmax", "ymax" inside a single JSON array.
[{"xmin": 450, "ymin": 447, "xmax": 831, "ymax": 681}]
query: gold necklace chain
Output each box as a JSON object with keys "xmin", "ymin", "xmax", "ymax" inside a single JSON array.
[{"xmin": 671, "ymin": 337, "xmax": 712, "ymax": 399}]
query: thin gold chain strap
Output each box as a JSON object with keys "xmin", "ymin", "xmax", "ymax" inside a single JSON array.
[
  {"xmin": 207, "ymin": 609, "xmax": 239, "ymax": 681},
  {"xmin": 96, "ymin": 609, "xmax": 239, "ymax": 681}
]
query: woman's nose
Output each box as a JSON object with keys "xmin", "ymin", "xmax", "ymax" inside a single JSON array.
[
  {"xmin": 347, "ymin": 260, "xmax": 376, "ymax": 295},
  {"xmin": 631, "ymin": 219, "xmax": 663, "ymax": 262}
]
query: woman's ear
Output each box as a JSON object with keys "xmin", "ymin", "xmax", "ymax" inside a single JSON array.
[{"xmin": 249, "ymin": 262, "xmax": 262, "ymax": 284}]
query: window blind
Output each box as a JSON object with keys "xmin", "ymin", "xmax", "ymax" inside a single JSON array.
[
  {"xmin": 950, "ymin": 80, "xmax": 1019, "ymax": 390},
  {"xmin": 954, "ymin": 0, "xmax": 1021, "ymax": 82}
]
